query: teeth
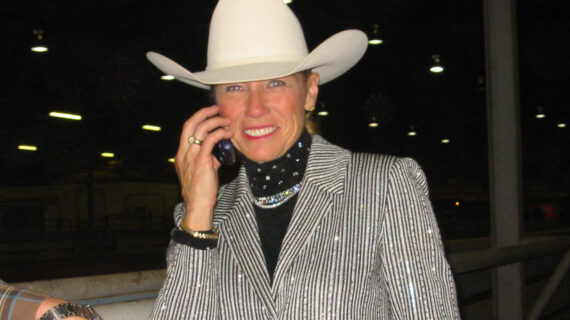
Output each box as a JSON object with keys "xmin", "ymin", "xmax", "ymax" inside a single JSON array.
[{"xmin": 244, "ymin": 127, "xmax": 277, "ymax": 137}]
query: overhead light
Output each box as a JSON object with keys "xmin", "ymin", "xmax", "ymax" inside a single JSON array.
[
  {"xmin": 368, "ymin": 115, "xmax": 379, "ymax": 127},
  {"xmin": 407, "ymin": 125, "xmax": 417, "ymax": 136},
  {"xmin": 49, "ymin": 111, "xmax": 82, "ymax": 120},
  {"xmin": 535, "ymin": 106, "xmax": 545, "ymax": 119},
  {"xmin": 441, "ymin": 138, "xmax": 450, "ymax": 144},
  {"xmin": 18, "ymin": 145, "xmax": 38, "ymax": 151},
  {"xmin": 455, "ymin": 201, "xmax": 461, "ymax": 206},
  {"xmin": 317, "ymin": 102, "xmax": 329, "ymax": 116},
  {"xmin": 101, "ymin": 152, "xmax": 115, "ymax": 158},
  {"xmin": 430, "ymin": 54, "xmax": 444, "ymax": 73},
  {"xmin": 282, "ymin": 0, "xmax": 292, "ymax": 4},
  {"xmin": 142, "ymin": 124, "xmax": 161, "ymax": 131},
  {"xmin": 557, "ymin": 122, "xmax": 567, "ymax": 128},
  {"xmin": 168, "ymin": 158, "xmax": 175, "ymax": 163},
  {"xmin": 161, "ymin": 75, "xmax": 175, "ymax": 80},
  {"xmin": 31, "ymin": 29, "xmax": 48, "ymax": 53},
  {"xmin": 368, "ymin": 24, "xmax": 384, "ymax": 45}
]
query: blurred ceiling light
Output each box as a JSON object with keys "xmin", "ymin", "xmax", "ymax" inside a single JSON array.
[
  {"xmin": 368, "ymin": 115, "xmax": 379, "ymax": 127},
  {"xmin": 407, "ymin": 125, "xmax": 417, "ymax": 136},
  {"xmin": 455, "ymin": 201, "xmax": 461, "ymax": 206},
  {"xmin": 168, "ymin": 158, "xmax": 175, "ymax": 163},
  {"xmin": 557, "ymin": 122, "xmax": 567, "ymax": 128},
  {"xmin": 535, "ymin": 106, "xmax": 545, "ymax": 119},
  {"xmin": 31, "ymin": 29, "xmax": 48, "ymax": 53},
  {"xmin": 441, "ymin": 138, "xmax": 450, "ymax": 144},
  {"xmin": 142, "ymin": 124, "xmax": 161, "ymax": 131},
  {"xmin": 161, "ymin": 75, "xmax": 175, "ymax": 80},
  {"xmin": 368, "ymin": 24, "xmax": 384, "ymax": 45},
  {"xmin": 101, "ymin": 152, "xmax": 115, "ymax": 158},
  {"xmin": 317, "ymin": 102, "xmax": 329, "ymax": 116},
  {"xmin": 282, "ymin": 0, "xmax": 292, "ymax": 4},
  {"xmin": 18, "ymin": 145, "xmax": 38, "ymax": 151},
  {"xmin": 49, "ymin": 111, "xmax": 82, "ymax": 120},
  {"xmin": 430, "ymin": 54, "xmax": 444, "ymax": 73}
]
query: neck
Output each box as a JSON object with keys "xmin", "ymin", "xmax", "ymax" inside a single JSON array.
[{"xmin": 243, "ymin": 130, "xmax": 312, "ymax": 197}]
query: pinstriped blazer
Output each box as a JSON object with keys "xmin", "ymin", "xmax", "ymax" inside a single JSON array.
[{"xmin": 151, "ymin": 135, "xmax": 460, "ymax": 319}]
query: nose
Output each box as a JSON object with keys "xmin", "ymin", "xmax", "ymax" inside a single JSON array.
[{"xmin": 245, "ymin": 86, "xmax": 269, "ymax": 118}]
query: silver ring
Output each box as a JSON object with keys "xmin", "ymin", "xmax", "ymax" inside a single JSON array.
[{"xmin": 188, "ymin": 136, "xmax": 203, "ymax": 146}]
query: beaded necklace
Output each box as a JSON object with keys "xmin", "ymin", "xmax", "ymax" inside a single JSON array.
[{"xmin": 244, "ymin": 130, "xmax": 311, "ymax": 208}]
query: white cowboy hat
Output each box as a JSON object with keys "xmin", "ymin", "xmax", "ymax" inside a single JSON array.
[{"xmin": 146, "ymin": 0, "xmax": 368, "ymax": 90}]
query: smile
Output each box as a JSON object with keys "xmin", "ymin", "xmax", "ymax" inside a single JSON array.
[{"xmin": 244, "ymin": 126, "xmax": 277, "ymax": 137}]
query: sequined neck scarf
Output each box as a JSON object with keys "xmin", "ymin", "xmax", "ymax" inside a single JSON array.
[{"xmin": 243, "ymin": 130, "xmax": 312, "ymax": 207}]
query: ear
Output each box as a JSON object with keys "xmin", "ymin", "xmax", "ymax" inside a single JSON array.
[{"xmin": 304, "ymin": 72, "xmax": 320, "ymax": 112}]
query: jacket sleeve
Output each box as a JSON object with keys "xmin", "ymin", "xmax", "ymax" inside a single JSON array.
[
  {"xmin": 380, "ymin": 157, "xmax": 460, "ymax": 319},
  {"xmin": 150, "ymin": 203, "xmax": 220, "ymax": 319}
]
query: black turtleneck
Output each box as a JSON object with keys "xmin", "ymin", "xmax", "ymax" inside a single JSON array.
[{"xmin": 243, "ymin": 130, "xmax": 312, "ymax": 282}]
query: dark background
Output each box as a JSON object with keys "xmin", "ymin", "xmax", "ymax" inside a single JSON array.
[{"xmin": 1, "ymin": 0, "xmax": 568, "ymax": 281}]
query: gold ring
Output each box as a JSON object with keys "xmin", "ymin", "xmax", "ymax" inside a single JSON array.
[{"xmin": 188, "ymin": 136, "xmax": 203, "ymax": 145}]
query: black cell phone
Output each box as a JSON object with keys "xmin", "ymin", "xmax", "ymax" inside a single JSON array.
[{"xmin": 213, "ymin": 139, "xmax": 237, "ymax": 166}]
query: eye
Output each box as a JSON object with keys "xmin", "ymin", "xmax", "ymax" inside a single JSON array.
[
  {"xmin": 224, "ymin": 84, "xmax": 244, "ymax": 92},
  {"xmin": 268, "ymin": 79, "xmax": 286, "ymax": 87}
]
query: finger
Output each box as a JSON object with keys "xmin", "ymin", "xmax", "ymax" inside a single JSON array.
[
  {"xmin": 194, "ymin": 126, "xmax": 234, "ymax": 165},
  {"xmin": 193, "ymin": 116, "xmax": 232, "ymax": 141},
  {"xmin": 175, "ymin": 105, "xmax": 220, "ymax": 169},
  {"xmin": 177, "ymin": 105, "xmax": 220, "ymax": 153}
]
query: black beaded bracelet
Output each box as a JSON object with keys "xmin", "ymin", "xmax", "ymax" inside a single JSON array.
[{"xmin": 171, "ymin": 229, "xmax": 218, "ymax": 250}]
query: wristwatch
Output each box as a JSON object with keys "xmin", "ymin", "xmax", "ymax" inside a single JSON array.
[{"xmin": 40, "ymin": 303, "xmax": 102, "ymax": 320}]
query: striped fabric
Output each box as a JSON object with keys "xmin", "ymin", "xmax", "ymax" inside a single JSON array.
[{"xmin": 151, "ymin": 136, "xmax": 460, "ymax": 319}]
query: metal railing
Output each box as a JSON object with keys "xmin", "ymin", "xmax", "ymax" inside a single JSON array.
[
  {"xmin": 447, "ymin": 236, "xmax": 570, "ymax": 320},
  {"xmin": 12, "ymin": 236, "xmax": 570, "ymax": 320}
]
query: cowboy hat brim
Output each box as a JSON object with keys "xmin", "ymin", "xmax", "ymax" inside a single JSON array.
[{"xmin": 147, "ymin": 30, "xmax": 368, "ymax": 89}]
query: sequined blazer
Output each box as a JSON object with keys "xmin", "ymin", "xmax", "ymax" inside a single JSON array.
[{"xmin": 150, "ymin": 135, "xmax": 460, "ymax": 319}]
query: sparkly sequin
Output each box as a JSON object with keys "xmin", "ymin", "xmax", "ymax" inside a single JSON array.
[{"xmin": 252, "ymin": 183, "xmax": 301, "ymax": 208}]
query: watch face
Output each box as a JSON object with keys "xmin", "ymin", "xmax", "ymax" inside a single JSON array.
[{"xmin": 40, "ymin": 303, "xmax": 102, "ymax": 320}]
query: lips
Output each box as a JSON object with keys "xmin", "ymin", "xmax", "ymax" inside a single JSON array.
[{"xmin": 244, "ymin": 126, "xmax": 277, "ymax": 138}]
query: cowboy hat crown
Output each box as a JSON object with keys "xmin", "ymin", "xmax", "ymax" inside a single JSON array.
[{"xmin": 147, "ymin": 0, "xmax": 368, "ymax": 89}]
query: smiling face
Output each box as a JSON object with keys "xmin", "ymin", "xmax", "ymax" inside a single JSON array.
[{"xmin": 215, "ymin": 72, "xmax": 319, "ymax": 164}]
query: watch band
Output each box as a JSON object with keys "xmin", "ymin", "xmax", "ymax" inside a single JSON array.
[{"xmin": 39, "ymin": 303, "xmax": 102, "ymax": 320}]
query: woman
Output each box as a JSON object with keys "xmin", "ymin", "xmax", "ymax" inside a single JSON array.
[{"xmin": 147, "ymin": 0, "xmax": 460, "ymax": 318}]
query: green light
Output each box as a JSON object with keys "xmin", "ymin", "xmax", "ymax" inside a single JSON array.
[
  {"xmin": 31, "ymin": 46, "xmax": 48, "ymax": 53},
  {"xmin": 142, "ymin": 124, "xmax": 161, "ymax": 131},
  {"xmin": 430, "ymin": 65, "xmax": 444, "ymax": 73},
  {"xmin": 18, "ymin": 145, "xmax": 38, "ymax": 151},
  {"xmin": 49, "ymin": 111, "xmax": 82, "ymax": 120}
]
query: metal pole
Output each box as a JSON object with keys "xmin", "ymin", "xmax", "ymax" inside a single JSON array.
[
  {"xmin": 526, "ymin": 251, "xmax": 570, "ymax": 320},
  {"xmin": 483, "ymin": 0, "xmax": 524, "ymax": 319}
]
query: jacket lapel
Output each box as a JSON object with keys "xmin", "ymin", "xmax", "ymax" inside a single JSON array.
[
  {"xmin": 221, "ymin": 168, "xmax": 277, "ymax": 317},
  {"xmin": 272, "ymin": 136, "xmax": 350, "ymax": 291}
]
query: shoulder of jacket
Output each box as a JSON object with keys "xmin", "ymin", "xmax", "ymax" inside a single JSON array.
[{"xmin": 350, "ymin": 152, "xmax": 398, "ymax": 173}]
